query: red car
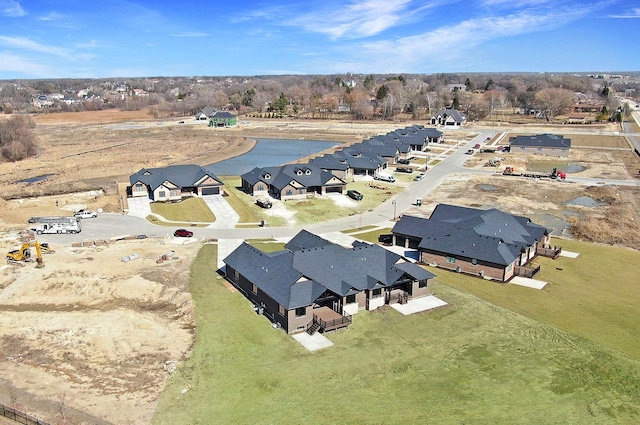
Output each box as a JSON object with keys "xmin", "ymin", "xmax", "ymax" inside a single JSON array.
[{"xmin": 174, "ymin": 229, "xmax": 193, "ymax": 237}]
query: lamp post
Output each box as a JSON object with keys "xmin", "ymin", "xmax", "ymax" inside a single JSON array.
[{"xmin": 392, "ymin": 200, "xmax": 397, "ymax": 220}]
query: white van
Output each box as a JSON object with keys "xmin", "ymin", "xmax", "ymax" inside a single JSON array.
[{"xmin": 374, "ymin": 173, "xmax": 395, "ymax": 183}]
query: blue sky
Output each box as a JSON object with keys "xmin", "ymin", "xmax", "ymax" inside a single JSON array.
[{"xmin": 0, "ymin": 0, "xmax": 638, "ymax": 79}]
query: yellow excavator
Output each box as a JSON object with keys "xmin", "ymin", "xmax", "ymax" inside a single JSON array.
[{"xmin": 6, "ymin": 241, "xmax": 54, "ymax": 268}]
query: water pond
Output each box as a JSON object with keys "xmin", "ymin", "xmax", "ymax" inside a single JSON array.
[
  {"xmin": 15, "ymin": 174, "xmax": 54, "ymax": 184},
  {"xmin": 206, "ymin": 138, "xmax": 339, "ymax": 176}
]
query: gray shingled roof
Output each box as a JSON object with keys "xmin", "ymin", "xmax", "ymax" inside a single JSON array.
[
  {"xmin": 392, "ymin": 204, "xmax": 550, "ymax": 266},
  {"xmin": 509, "ymin": 134, "xmax": 571, "ymax": 149},
  {"xmin": 129, "ymin": 164, "xmax": 222, "ymax": 190},
  {"xmin": 211, "ymin": 111, "xmax": 236, "ymax": 119},
  {"xmin": 433, "ymin": 108, "xmax": 465, "ymax": 123},
  {"xmin": 224, "ymin": 231, "xmax": 436, "ymax": 309}
]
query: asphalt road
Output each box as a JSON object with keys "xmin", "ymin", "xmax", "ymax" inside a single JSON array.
[{"xmin": 37, "ymin": 127, "xmax": 639, "ymax": 244}]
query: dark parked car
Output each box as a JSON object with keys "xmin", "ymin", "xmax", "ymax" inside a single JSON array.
[
  {"xmin": 397, "ymin": 158, "xmax": 410, "ymax": 165},
  {"xmin": 347, "ymin": 190, "xmax": 363, "ymax": 201},
  {"xmin": 256, "ymin": 198, "xmax": 273, "ymax": 208},
  {"xmin": 174, "ymin": 229, "xmax": 194, "ymax": 237},
  {"xmin": 378, "ymin": 234, "xmax": 393, "ymax": 245},
  {"xmin": 396, "ymin": 167, "xmax": 413, "ymax": 173}
]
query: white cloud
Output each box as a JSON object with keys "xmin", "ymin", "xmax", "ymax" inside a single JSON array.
[
  {"xmin": 0, "ymin": 53, "xmax": 51, "ymax": 76},
  {"xmin": 355, "ymin": 7, "xmax": 588, "ymax": 72},
  {"xmin": 0, "ymin": 0, "xmax": 25, "ymax": 17},
  {"xmin": 38, "ymin": 11, "xmax": 64, "ymax": 21},
  {"xmin": 0, "ymin": 36, "xmax": 72, "ymax": 58},
  {"xmin": 608, "ymin": 7, "xmax": 640, "ymax": 18},
  {"xmin": 288, "ymin": 0, "xmax": 423, "ymax": 39}
]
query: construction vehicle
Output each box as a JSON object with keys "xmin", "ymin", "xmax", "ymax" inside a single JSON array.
[
  {"xmin": 502, "ymin": 166, "xmax": 566, "ymax": 180},
  {"xmin": 6, "ymin": 241, "xmax": 54, "ymax": 267},
  {"xmin": 28, "ymin": 216, "xmax": 79, "ymax": 224},
  {"xmin": 31, "ymin": 219, "xmax": 81, "ymax": 234}
]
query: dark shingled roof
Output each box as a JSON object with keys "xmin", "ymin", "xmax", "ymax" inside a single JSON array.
[
  {"xmin": 241, "ymin": 164, "xmax": 345, "ymax": 190},
  {"xmin": 509, "ymin": 134, "xmax": 571, "ymax": 149},
  {"xmin": 392, "ymin": 204, "xmax": 550, "ymax": 266},
  {"xmin": 129, "ymin": 164, "xmax": 222, "ymax": 190},
  {"xmin": 224, "ymin": 231, "xmax": 436, "ymax": 309},
  {"xmin": 433, "ymin": 108, "xmax": 466, "ymax": 123}
]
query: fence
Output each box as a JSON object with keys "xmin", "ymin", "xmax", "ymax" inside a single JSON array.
[{"xmin": 1, "ymin": 403, "xmax": 50, "ymax": 425}]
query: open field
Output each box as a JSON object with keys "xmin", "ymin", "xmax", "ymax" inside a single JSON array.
[{"xmin": 153, "ymin": 244, "xmax": 640, "ymax": 424}]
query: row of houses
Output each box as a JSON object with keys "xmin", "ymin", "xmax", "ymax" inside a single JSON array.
[
  {"xmin": 241, "ymin": 125, "xmax": 443, "ymax": 200},
  {"xmin": 223, "ymin": 204, "xmax": 558, "ymax": 335}
]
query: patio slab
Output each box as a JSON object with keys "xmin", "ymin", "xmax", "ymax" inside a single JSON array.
[
  {"xmin": 559, "ymin": 250, "xmax": 579, "ymax": 258},
  {"xmin": 292, "ymin": 332, "xmax": 334, "ymax": 351},
  {"xmin": 390, "ymin": 295, "xmax": 448, "ymax": 315},
  {"xmin": 511, "ymin": 276, "xmax": 548, "ymax": 289}
]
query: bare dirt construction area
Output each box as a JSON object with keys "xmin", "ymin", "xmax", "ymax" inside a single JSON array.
[{"xmin": 0, "ymin": 235, "xmax": 201, "ymax": 424}]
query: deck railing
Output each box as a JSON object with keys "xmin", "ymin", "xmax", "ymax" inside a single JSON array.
[
  {"xmin": 539, "ymin": 245, "xmax": 562, "ymax": 259},
  {"xmin": 515, "ymin": 264, "xmax": 541, "ymax": 278},
  {"xmin": 313, "ymin": 312, "xmax": 352, "ymax": 330}
]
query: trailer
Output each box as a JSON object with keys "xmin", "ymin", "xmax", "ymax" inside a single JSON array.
[
  {"xmin": 502, "ymin": 167, "xmax": 566, "ymax": 180},
  {"xmin": 31, "ymin": 220, "xmax": 81, "ymax": 234}
]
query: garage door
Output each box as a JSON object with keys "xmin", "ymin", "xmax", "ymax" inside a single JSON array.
[
  {"xmin": 202, "ymin": 187, "xmax": 220, "ymax": 195},
  {"xmin": 325, "ymin": 186, "xmax": 343, "ymax": 193}
]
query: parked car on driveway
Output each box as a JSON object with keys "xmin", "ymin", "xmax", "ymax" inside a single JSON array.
[
  {"xmin": 374, "ymin": 174, "xmax": 395, "ymax": 183},
  {"xmin": 174, "ymin": 229, "xmax": 193, "ymax": 237},
  {"xmin": 396, "ymin": 167, "xmax": 413, "ymax": 173},
  {"xmin": 74, "ymin": 210, "xmax": 97, "ymax": 219},
  {"xmin": 347, "ymin": 190, "xmax": 363, "ymax": 201},
  {"xmin": 256, "ymin": 198, "xmax": 273, "ymax": 208}
]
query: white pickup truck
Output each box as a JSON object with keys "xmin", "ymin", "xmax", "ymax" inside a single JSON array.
[{"xmin": 74, "ymin": 210, "xmax": 98, "ymax": 219}]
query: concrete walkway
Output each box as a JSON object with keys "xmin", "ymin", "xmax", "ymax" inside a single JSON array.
[
  {"xmin": 510, "ymin": 276, "xmax": 548, "ymax": 290},
  {"xmin": 292, "ymin": 332, "xmax": 334, "ymax": 351}
]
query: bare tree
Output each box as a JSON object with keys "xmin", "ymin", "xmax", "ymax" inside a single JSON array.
[
  {"xmin": 0, "ymin": 115, "xmax": 37, "ymax": 161},
  {"xmin": 534, "ymin": 88, "xmax": 574, "ymax": 122}
]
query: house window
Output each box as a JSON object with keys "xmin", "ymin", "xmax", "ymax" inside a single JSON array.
[
  {"xmin": 507, "ymin": 263, "xmax": 513, "ymax": 271},
  {"xmin": 346, "ymin": 294, "xmax": 356, "ymax": 304},
  {"xmin": 278, "ymin": 304, "xmax": 286, "ymax": 316},
  {"xmin": 158, "ymin": 191, "xmax": 166, "ymax": 198},
  {"xmin": 418, "ymin": 279, "xmax": 428, "ymax": 288},
  {"xmin": 471, "ymin": 258, "xmax": 478, "ymax": 265},
  {"xmin": 298, "ymin": 188, "xmax": 304, "ymax": 195},
  {"xmin": 170, "ymin": 189, "xmax": 180, "ymax": 197},
  {"xmin": 537, "ymin": 147, "xmax": 543, "ymax": 152},
  {"xmin": 286, "ymin": 190, "xmax": 292, "ymax": 196},
  {"xmin": 446, "ymin": 256, "xmax": 456, "ymax": 264},
  {"xmin": 135, "ymin": 183, "xmax": 144, "ymax": 192},
  {"xmin": 233, "ymin": 270, "xmax": 239, "ymax": 281},
  {"xmin": 252, "ymin": 283, "xmax": 258, "ymax": 294},
  {"xmin": 257, "ymin": 185, "xmax": 264, "ymax": 191},
  {"xmin": 295, "ymin": 307, "xmax": 306, "ymax": 317},
  {"xmin": 372, "ymin": 288, "xmax": 382, "ymax": 298}
]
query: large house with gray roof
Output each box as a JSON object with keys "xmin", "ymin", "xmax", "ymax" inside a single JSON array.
[
  {"xmin": 223, "ymin": 230, "xmax": 437, "ymax": 334},
  {"xmin": 430, "ymin": 108, "xmax": 466, "ymax": 127},
  {"xmin": 129, "ymin": 164, "xmax": 224, "ymax": 201},
  {"xmin": 509, "ymin": 134, "xmax": 571, "ymax": 156},
  {"xmin": 392, "ymin": 204, "xmax": 557, "ymax": 282},
  {"xmin": 241, "ymin": 163, "xmax": 346, "ymax": 200},
  {"xmin": 195, "ymin": 106, "xmax": 238, "ymax": 127}
]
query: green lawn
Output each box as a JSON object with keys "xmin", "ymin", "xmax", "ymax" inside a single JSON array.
[
  {"xmin": 219, "ymin": 177, "xmax": 265, "ymax": 225},
  {"xmin": 153, "ymin": 244, "xmax": 640, "ymax": 425},
  {"xmin": 436, "ymin": 237, "xmax": 640, "ymax": 360},
  {"xmin": 150, "ymin": 198, "xmax": 215, "ymax": 223}
]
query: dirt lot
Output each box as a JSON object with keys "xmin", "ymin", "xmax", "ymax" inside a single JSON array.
[
  {"xmin": 0, "ymin": 235, "xmax": 200, "ymax": 424},
  {"xmin": 0, "ymin": 110, "xmax": 639, "ymax": 424}
]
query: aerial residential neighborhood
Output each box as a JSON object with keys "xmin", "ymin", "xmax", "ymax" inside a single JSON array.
[{"xmin": 1, "ymin": 1, "xmax": 640, "ymax": 420}]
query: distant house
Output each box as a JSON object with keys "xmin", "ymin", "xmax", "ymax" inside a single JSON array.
[
  {"xmin": 392, "ymin": 204, "xmax": 557, "ymax": 282},
  {"xmin": 241, "ymin": 164, "xmax": 346, "ymax": 200},
  {"xmin": 195, "ymin": 107, "xmax": 238, "ymax": 127},
  {"xmin": 430, "ymin": 108, "xmax": 466, "ymax": 127},
  {"xmin": 129, "ymin": 164, "xmax": 224, "ymax": 201},
  {"xmin": 223, "ymin": 230, "xmax": 437, "ymax": 334},
  {"xmin": 508, "ymin": 134, "xmax": 571, "ymax": 156}
]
